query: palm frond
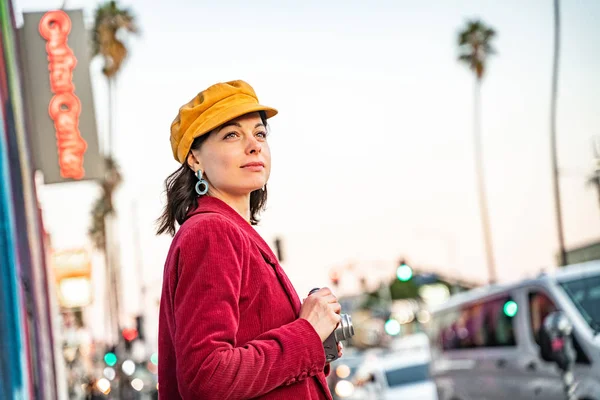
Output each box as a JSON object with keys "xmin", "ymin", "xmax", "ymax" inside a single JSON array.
[
  {"xmin": 458, "ymin": 53, "xmax": 474, "ymax": 63},
  {"xmin": 91, "ymin": 0, "xmax": 138, "ymax": 77},
  {"xmin": 89, "ymin": 156, "xmax": 123, "ymax": 250},
  {"xmin": 456, "ymin": 19, "xmax": 497, "ymax": 79}
]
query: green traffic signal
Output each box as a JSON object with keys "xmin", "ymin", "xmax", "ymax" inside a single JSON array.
[
  {"xmin": 104, "ymin": 352, "xmax": 117, "ymax": 367},
  {"xmin": 384, "ymin": 318, "xmax": 401, "ymax": 336},
  {"xmin": 503, "ymin": 300, "xmax": 518, "ymax": 317},
  {"xmin": 396, "ymin": 263, "xmax": 413, "ymax": 282}
]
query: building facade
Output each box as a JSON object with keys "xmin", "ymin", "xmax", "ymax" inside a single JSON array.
[{"xmin": 0, "ymin": 0, "xmax": 61, "ymax": 398}]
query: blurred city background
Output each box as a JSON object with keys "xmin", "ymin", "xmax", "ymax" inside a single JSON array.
[{"xmin": 0, "ymin": 0, "xmax": 599, "ymax": 399}]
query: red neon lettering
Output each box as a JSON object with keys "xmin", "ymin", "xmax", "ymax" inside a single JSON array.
[{"xmin": 39, "ymin": 11, "xmax": 87, "ymax": 180}]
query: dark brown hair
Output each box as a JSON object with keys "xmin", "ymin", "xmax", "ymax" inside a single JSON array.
[{"xmin": 156, "ymin": 111, "xmax": 269, "ymax": 236}]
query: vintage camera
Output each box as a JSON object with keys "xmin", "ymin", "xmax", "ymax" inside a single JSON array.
[{"xmin": 308, "ymin": 288, "xmax": 355, "ymax": 363}]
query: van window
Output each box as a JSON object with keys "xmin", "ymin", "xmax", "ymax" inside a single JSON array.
[
  {"xmin": 560, "ymin": 275, "xmax": 600, "ymax": 333},
  {"xmin": 528, "ymin": 290, "xmax": 591, "ymax": 365},
  {"xmin": 438, "ymin": 296, "xmax": 516, "ymax": 350},
  {"xmin": 483, "ymin": 297, "xmax": 517, "ymax": 347},
  {"xmin": 528, "ymin": 292, "xmax": 557, "ymax": 345}
]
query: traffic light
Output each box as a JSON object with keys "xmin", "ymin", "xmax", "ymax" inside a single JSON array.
[
  {"xmin": 123, "ymin": 328, "xmax": 138, "ymax": 342},
  {"xmin": 123, "ymin": 328, "xmax": 138, "ymax": 351},
  {"xmin": 329, "ymin": 269, "xmax": 340, "ymax": 286},
  {"xmin": 274, "ymin": 237, "xmax": 285, "ymax": 262},
  {"xmin": 135, "ymin": 315, "xmax": 145, "ymax": 341},
  {"xmin": 104, "ymin": 351, "xmax": 117, "ymax": 367},
  {"xmin": 384, "ymin": 318, "xmax": 401, "ymax": 336},
  {"xmin": 503, "ymin": 300, "xmax": 518, "ymax": 317},
  {"xmin": 396, "ymin": 261, "xmax": 413, "ymax": 282},
  {"xmin": 150, "ymin": 352, "xmax": 158, "ymax": 366}
]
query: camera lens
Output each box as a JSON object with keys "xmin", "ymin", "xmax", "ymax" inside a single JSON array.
[{"xmin": 334, "ymin": 314, "xmax": 355, "ymax": 341}]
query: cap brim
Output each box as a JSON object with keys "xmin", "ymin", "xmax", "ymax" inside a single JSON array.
[
  {"xmin": 177, "ymin": 102, "xmax": 278, "ymax": 163},
  {"xmin": 194, "ymin": 102, "xmax": 278, "ymax": 139}
]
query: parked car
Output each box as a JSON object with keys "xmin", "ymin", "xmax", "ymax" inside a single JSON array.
[
  {"xmin": 356, "ymin": 348, "xmax": 438, "ymax": 400},
  {"xmin": 328, "ymin": 349, "xmax": 381, "ymax": 400}
]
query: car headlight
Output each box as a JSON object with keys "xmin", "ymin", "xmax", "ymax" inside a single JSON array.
[{"xmin": 335, "ymin": 380, "xmax": 355, "ymax": 398}]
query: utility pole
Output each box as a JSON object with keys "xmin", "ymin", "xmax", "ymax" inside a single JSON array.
[{"xmin": 550, "ymin": 0, "xmax": 566, "ymax": 267}]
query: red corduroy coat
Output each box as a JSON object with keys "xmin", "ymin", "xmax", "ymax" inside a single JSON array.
[{"xmin": 158, "ymin": 196, "xmax": 332, "ymax": 399}]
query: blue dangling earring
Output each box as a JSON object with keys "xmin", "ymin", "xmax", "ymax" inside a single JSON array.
[{"xmin": 195, "ymin": 169, "xmax": 209, "ymax": 195}]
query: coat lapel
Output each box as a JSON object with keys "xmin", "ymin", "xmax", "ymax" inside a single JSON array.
[
  {"xmin": 188, "ymin": 197, "xmax": 302, "ymax": 316},
  {"xmin": 239, "ymin": 225, "xmax": 303, "ymax": 317}
]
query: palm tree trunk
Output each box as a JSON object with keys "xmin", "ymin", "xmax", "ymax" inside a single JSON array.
[
  {"xmin": 103, "ymin": 222, "xmax": 118, "ymax": 344},
  {"xmin": 550, "ymin": 0, "xmax": 567, "ymax": 266},
  {"xmin": 105, "ymin": 76, "xmax": 122, "ymax": 344},
  {"xmin": 108, "ymin": 77, "xmax": 114, "ymax": 156},
  {"xmin": 474, "ymin": 78, "xmax": 497, "ymax": 284},
  {"xmin": 109, "ymin": 217, "xmax": 122, "ymax": 338}
]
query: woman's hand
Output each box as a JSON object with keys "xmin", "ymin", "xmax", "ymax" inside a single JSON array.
[{"xmin": 299, "ymin": 287, "xmax": 341, "ymax": 343}]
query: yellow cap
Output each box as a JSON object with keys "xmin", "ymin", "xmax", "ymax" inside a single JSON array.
[{"xmin": 170, "ymin": 80, "xmax": 278, "ymax": 163}]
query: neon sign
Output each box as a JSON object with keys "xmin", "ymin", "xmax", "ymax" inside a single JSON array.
[{"xmin": 39, "ymin": 10, "xmax": 87, "ymax": 180}]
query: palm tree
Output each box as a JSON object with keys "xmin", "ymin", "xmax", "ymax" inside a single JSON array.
[
  {"xmin": 89, "ymin": 0, "xmax": 137, "ymax": 345},
  {"xmin": 88, "ymin": 158, "xmax": 122, "ymax": 345},
  {"xmin": 457, "ymin": 19, "xmax": 498, "ymax": 284},
  {"xmin": 550, "ymin": 0, "xmax": 567, "ymax": 266},
  {"xmin": 92, "ymin": 0, "xmax": 137, "ymax": 154}
]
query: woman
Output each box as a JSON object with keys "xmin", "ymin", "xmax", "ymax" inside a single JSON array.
[{"xmin": 156, "ymin": 80, "xmax": 341, "ymax": 399}]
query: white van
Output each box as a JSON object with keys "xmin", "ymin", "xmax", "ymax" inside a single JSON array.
[{"xmin": 429, "ymin": 261, "xmax": 600, "ymax": 400}]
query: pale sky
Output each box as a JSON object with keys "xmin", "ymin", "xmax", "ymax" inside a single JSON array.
[{"xmin": 13, "ymin": 0, "xmax": 600, "ymax": 344}]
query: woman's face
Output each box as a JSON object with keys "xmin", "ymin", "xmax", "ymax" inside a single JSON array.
[{"xmin": 189, "ymin": 112, "xmax": 271, "ymax": 198}]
